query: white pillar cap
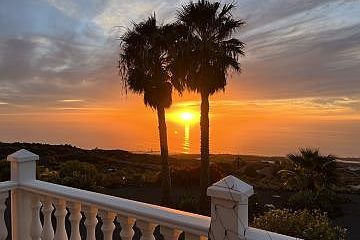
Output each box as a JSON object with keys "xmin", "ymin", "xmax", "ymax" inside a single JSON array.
[
  {"xmin": 7, "ymin": 149, "xmax": 39, "ymax": 163},
  {"xmin": 207, "ymin": 175, "xmax": 254, "ymax": 201}
]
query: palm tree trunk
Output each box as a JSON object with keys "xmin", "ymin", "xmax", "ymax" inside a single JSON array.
[
  {"xmin": 199, "ymin": 91, "xmax": 210, "ymax": 212},
  {"xmin": 157, "ymin": 106, "xmax": 172, "ymax": 205}
]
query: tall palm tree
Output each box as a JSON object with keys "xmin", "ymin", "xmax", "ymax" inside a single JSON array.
[
  {"xmin": 171, "ymin": 0, "xmax": 245, "ymax": 208},
  {"xmin": 119, "ymin": 15, "xmax": 180, "ymax": 205}
]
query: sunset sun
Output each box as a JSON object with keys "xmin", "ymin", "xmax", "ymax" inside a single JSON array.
[
  {"xmin": 180, "ymin": 112, "xmax": 194, "ymax": 122},
  {"xmin": 169, "ymin": 110, "xmax": 200, "ymax": 125}
]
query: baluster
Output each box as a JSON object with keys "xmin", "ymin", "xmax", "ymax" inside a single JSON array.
[
  {"xmin": 137, "ymin": 220, "xmax": 156, "ymax": 240},
  {"xmin": 0, "ymin": 192, "xmax": 8, "ymax": 240},
  {"xmin": 54, "ymin": 199, "xmax": 68, "ymax": 240},
  {"xmin": 84, "ymin": 206, "xmax": 98, "ymax": 240},
  {"xmin": 31, "ymin": 195, "xmax": 43, "ymax": 240},
  {"xmin": 69, "ymin": 202, "xmax": 82, "ymax": 240},
  {"xmin": 161, "ymin": 226, "xmax": 181, "ymax": 240},
  {"xmin": 100, "ymin": 210, "xmax": 116, "ymax": 240},
  {"xmin": 41, "ymin": 198, "xmax": 55, "ymax": 240},
  {"xmin": 118, "ymin": 215, "xmax": 135, "ymax": 240},
  {"xmin": 185, "ymin": 233, "xmax": 208, "ymax": 240}
]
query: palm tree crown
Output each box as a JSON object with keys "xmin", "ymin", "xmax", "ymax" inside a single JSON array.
[
  {"xmin": 119, "ymin": 15, "xmax": 175, "ymax": 109},
  {"xmin": 171, "ymin": 0, "xmax": 245, "ymax": 95},
  {"xmin": 280, "ymin": 148, "xmax": 337, "ymax": 191}
]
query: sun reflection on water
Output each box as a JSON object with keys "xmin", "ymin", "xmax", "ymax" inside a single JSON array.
[{"xmin": 183, "ymin": 124, "xmax": 190, "ymax": 154}]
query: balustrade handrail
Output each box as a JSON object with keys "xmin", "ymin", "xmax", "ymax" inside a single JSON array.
[
  {"xmin": 19, "ymin": 179, "xmax": 211, "ymax": 236},
  {"xmin": 0, "ymin": 181, "xmax": 17, "ymax": 192},
  {"xmin": 246, "ymin": 227, "xmax": 300, "ymax": 240}
]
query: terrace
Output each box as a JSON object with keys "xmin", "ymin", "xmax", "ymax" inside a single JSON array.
[{"xmin": 0, "ymin": 149, "xmax": 299, "ymax": 240}]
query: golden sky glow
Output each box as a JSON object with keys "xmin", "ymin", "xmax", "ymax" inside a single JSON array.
[
  {"xmin": 2, "ymin": 92, "xmax": 359, "ymax": 156},
  {"xmin": 168, "ymin": 109, "xmax": 200, "ymax": 125},
  {"xmin": 1, "ymin": 0, "xmax": 360, "ymax": 156}
]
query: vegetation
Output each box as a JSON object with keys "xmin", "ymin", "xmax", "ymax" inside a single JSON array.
[
  {"xmin": 177, "ymin": 192, "xmax": 199, "ymax": 213},
  {"xmin": 170, "ymin": 163, "xmax": 224, "ymax": 188},
  {"xmin": 252, "ymin": 209, "xmax": 347, "ymax": 240},
  {"xmin": 119, "ymin": 15, "xmax": 182, "ymax": 205},
  {"xmin": 279, "ymin": 148, "xmax": 337, "ymax": 191},
  {"xmin": 287, "ymin": 189, "xmax": 347, "ymax": 218},
  {"xmin": 171, "ymin": 0, "xmax": 245, "ymax": 210},
  {"xmin": 277, "ymin": 148, "xmax": 346, "ymax": 217},
  {"xmin": 58, "ymin": 160, "xmax": 99, "ymax": 191}
]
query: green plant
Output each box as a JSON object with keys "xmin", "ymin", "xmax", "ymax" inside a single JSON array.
[
  {"xmin": 58, "ymin": 160, "xmax": 99, "ymax": 190},
  {"xmin": 252, "ymin": 209, "xmax": 346, "ymax": 240},
  {"xmin": 170, "ymin": 163, "xmax": 224, "ymax": 188},
  {"xmin": 177, "ymin": 192, "xmax": 199, "ymax": 213},
  {"xmin": 278, "ymin": 148, "xmax": 337, "ymax": 191},
  {"xmin": 287, "ymin": 190, "xmax": 347, "ymax": 218}
]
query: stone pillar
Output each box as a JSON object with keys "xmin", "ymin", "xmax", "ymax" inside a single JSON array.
[
  {"xmin": 207, "ymin": 175, "xmax": 254, "ymax": 240},
  {"xmin": 7, "ymin": 149, "xmax": 39, "ymax": 240}
]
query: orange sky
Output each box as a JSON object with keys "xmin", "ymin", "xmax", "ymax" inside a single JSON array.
[
  {"xmin": 1, "ymin": 0, "xmax": 360, "ymax": 156},
  {"xmin": 1, "ymin": 90, "xmax": 359, "ymax": 156}
]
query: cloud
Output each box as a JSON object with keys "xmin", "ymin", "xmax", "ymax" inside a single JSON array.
[
  {"xmin": 0, "ymin": 0, "xmax": 359, "ymax": 112},
  {"xmin": 57, "ymin": 99, "xmax": 84, "ymax": 103}
]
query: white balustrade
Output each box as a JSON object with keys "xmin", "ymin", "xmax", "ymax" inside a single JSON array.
[
  {"xmin": 69, "ymin": 202, "xmax": 82, "ymax": 240},
  {"xmin": 84, "ymin": 206, "xmax": 98, "ymax": 240},
  {"xmin": 0, "ymin": 192, "xmax": 8, "ymax": 240},
  {"xmin": 100, "ymin": 211, "xmax": 116, "ymax": 240},
  {"xmin": 54, "ymin": 198, "xmax": 69, "ymax": 240},
  {"xmin": 31, "ymin": 195, "xmax": 43, "ymax": 240},
  {"xmin": 0, "ymin": 149, "xmax": 301, "ymax": 240},
  {"xmin": 118, "ymin": 215, "xmax": 135, "ymax": 240},
  {"xmin": 161, "ymin": 226, "xmax": 182, "ymax": 240},
  {"xmin": 137, "ymin": 220, "xmax": 157, "ymax": 240},
  {"xmin": 41, "ymin": 198, "xmax": 55, "ymax": 240}
]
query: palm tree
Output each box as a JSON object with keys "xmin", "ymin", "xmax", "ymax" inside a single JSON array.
[
  {"xmin": 119, "ymin": 15, "xmax": 180, "ymax": 205},
  {"xmin": 171, "ymin": 0, "xmax": 245, "ymax": 208},
  {"xmin": 279, "ymin": 148, "xmax": 337, "ymax": 191}
]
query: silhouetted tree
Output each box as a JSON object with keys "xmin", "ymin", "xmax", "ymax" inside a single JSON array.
[
  {"xmin": 171, "ymin": 0, "xmax": 245, "ymax": 209},
  {"xmin": 279, "ymin": 148, "xmax": 337, "ymax": 191},
  {"xmin": 119, "ymin": 15, "xmax": 181, "ymax": 205}
]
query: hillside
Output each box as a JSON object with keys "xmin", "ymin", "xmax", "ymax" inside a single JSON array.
[{"xmin": 1, "ymin": 142, "xmax": 359, "ymax": 192}]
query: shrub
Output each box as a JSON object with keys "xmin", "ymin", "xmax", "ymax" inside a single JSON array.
[
  {"xmin": 102, "ymin": 172, "xmax": 127, "ymax": 188},
  {"xmin": 287, "ymin": 190, "xmax": 347, "ymax": 218},
  {"xmin": 244, "ymin": 165, "xmax": 257, "ymax": 178},
  {"xmin": 170, "ymin": 163, "xmax": 224, "ymax": 187},
  {"xmin": 58, "ymin": 160, "xmax": 99, "ymax": 190},
  {"xmin": 279, "ymin": 148, "xmax": 337, "ymax": 192},
  {"xmin": 252, "ymin": 209, "xmax": 346, "ymax": 240},
  {"xmin": 177, "ymin": 192, "xmax": 199, "ymax": 213}
]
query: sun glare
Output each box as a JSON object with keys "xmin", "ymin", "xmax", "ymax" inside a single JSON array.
[
  {"xmin": 168, "ymin": 110, "xmax": 200, "ymax": 125},
  {"xmin": 180, "ymin": 112, "xmax": 194, "ymax": 122}
]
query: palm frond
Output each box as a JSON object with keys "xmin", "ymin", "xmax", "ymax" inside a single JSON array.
[{"xmin": 119, "ymin": 15, "xmax": 180, "ymax": 109}]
